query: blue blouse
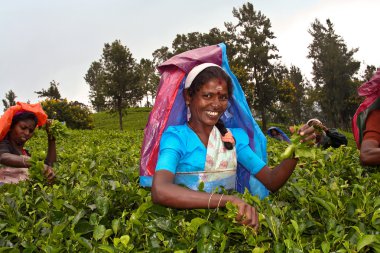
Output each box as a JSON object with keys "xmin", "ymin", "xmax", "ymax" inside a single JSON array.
[{"xmin": 156, "ymin": 124, "xmax": 266, "ymax": 175}]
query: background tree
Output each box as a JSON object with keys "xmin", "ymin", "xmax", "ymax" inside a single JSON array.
[
  {"xmin": 226, "ymin": 2, "xmax": 280, "ymax": 130},
  {"xmin": 152, "ymin": 27, "xmax": 235, "ymax": 68},
  {"xmin": 288, "ymin": 66, "xmax": 309, "ymax": 124},
  {"xmin": 152, "ymin": 46, "xmax": 173, "ymax": 67},
  {"xmin": 101, "ymin": 40, "xmax": 143, "ymax": 130},
  {"xmin": 308, "ymin": 19, "xmax": 360, "ymax": 128},
  {"xmin": 138, "ymin": 58, "xmax": 159, "ymax": 107},
  {"xmin": 2, "ymin": 90, "xmax": 17, "ymax": 111},
  {"xmin": 363, "ymin": 64, "xmax": 377, "ymax": 81},
  {"xmin": 84, "ymin": 61, "xmax": 108, "ymax": 112},
  {"xmin": 35, "ymin": 80, "xmax": 62, "ymax": 100},
  {"xmin": 41, "ymin": 99, "xmax": 94, "ymax": 129}
]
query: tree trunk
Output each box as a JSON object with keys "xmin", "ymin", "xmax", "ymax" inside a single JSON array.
[
  {"xmin": 261, "ymin": 109, "xmax": 267, "ymax": 132},
  {"xmin": 118, "ymin": 99, "xmax": 123, "ymax": 131}
]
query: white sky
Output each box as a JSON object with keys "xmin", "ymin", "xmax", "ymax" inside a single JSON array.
[{"xmin": 1, "ymin": 0, "xmax": 379, "ymax": 112}]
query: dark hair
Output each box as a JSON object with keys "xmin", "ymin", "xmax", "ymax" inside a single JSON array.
[
  {"xmin": 187, "ymin": 66, "xmax": 233, "ymax": 98},
  {"xmin": 11, "ymin": 111, "xmax": 38, "ymax": 129}
]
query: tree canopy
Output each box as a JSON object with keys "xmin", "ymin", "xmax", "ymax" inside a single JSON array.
[
  {"xmin": 2, "ymin": 90, "xmax": 17, "ymax": 111},
  {"xmin": 81, "ymin": 3, "xmax": 375, "ymax": 131},
  {"xmin": 308, "ymin": 19, "xmax": 361, "ymax": 128},
  {"xmin": 85, "ymin": 40, "xmax": 143, "ymax": 130},
  {"xmin": 35, "ymin": 80, "xmax": 62, "ymax": 100}
]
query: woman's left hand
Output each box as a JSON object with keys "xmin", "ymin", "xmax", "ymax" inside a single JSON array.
[
  {"xmin": 294, "ymin": 124, "xmax": 317, "ymax": 143},
  {"xmin": 45, "ymin": 119, "xmax": 56, "ymax": 141}
]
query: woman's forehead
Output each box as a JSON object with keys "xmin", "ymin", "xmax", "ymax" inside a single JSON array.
[
  {"xmin": 17, "ymin": 119, "xmax": 36, "ymax": 126},
  {"xmin": 200, "ymin": 78, "xmax": 228, "ymax": 91}
]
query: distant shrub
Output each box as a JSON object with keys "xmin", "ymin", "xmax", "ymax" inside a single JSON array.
[{"xmin": 41, "ymin": 99, "xmax": 94, "ymax": 129}]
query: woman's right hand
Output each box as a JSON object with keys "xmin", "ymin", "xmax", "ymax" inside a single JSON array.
[
  {"xmin": 228, "ymin": 196, "xmax": 259, "ymax": 231},
  {"xmin": 43, "ymin": 164, "xmax": 55, "ymax": 184}
]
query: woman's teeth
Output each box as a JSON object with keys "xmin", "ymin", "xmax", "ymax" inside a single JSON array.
[{"xmin": 206, "ymin": 111, "xmax": 218, "ymax": 117}]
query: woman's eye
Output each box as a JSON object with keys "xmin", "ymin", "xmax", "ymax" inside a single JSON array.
[
  {"xmin": 203, "ymin": 94, "xmax": 212, "ymax": 98},
  {"xmin": 220, "ymin": 95, "xmax": 228, "ymax": 101}
]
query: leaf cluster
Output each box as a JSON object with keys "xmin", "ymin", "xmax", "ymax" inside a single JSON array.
[{"xmin": 0, "ymin": 129, "xmax": 379, "ymax": 252}]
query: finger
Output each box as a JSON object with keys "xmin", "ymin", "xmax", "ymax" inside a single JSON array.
[
  {"xmin": 47, "ymin": 170, "xmax": 55, "ymax": 180},
  {"xmin": 302, "ymin": 132, "xmax": 317, "ymax": 142},
  {"xmin": 49, "ymin": 172, "xmax": 55, "ymax": 181},
  {"xmin": 298, "ymin": 124, "xmax": 313, "ymax": 136},
  {"xmin": 241, "ymin": 206, "xmax": 253, "ymax": 226},
  {"xmin": 236, "ymin": 203, "xmax": 246, "ymax": 221},
  {"xmin": 252, "ymin": 209, "xmax": 259, "ymax": 231}
]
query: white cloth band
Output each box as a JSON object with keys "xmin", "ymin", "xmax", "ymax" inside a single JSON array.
[{"xmin": 184, "ymin": 63, "xmax": 223, "ymax": 89}]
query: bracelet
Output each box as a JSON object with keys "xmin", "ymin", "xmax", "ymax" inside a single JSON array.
[
  {"xmin": 208, "ymin": 192, "xmax": 215, "ymax": 209},
  {"xmin": 215, "ymin": 193, "xmax": 224, "ymax": 212}
]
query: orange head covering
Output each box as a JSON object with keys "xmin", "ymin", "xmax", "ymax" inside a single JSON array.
[{"xmin": 0, "ymin": 102, "xmax": 47, "ymax": 141}]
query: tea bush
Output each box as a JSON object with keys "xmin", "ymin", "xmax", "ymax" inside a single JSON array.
[{"xmin": 0, "ymin": 128, "xmax": 379, "ymax": 252}]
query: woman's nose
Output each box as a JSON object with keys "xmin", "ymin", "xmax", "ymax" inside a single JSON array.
[
  {"xmin": 24, "ymin": 129, "xmax": 32, "ymax": 136},
  {"xmin": 211, "ymin": 97, "xmax": 222, "ymax": 108}
]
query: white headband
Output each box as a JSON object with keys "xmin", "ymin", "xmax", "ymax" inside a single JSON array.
[{"xmin": 184, "ymin": 63, "xmax": 223, "ymax": 89}]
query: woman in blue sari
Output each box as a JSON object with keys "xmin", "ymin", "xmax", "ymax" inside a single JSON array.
[{"xmin": 151, "ymin": 63, "xmax": 316, "ymax": 230}]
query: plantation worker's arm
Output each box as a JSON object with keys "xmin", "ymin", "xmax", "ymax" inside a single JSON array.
[
  {"xmin": 254, "ymin": 160, "xmax": 298, "ymax": 192},
  {"xmin": 235, "ymin": 124, "xmax": 315, "ymax": 192},
  {"xmin": 325, "ymin": 128, "xmax": 348, "ymax": 148},
  {"xmin": 152, "ymin": 171, "xmax": 258, "ymax": 229},
  {"xmin": 0, "ymin": 141, "xmax": 31, "ymax": 168},
  {"xmin": 152, "ymin": 128, "xmax": 259, "ymax": 229},
  {"xmin": 232, "ymin": 129, "xmax": 297, "ymax": 192},
  {"xmin": 360, "ymin": 140, "xmax": 380, "ymax": 165},
  {"xmin": 0, "ymin": 153, "xmax": 30, "ymax": 168},
  {"xmin": 45, "ymin": 120, "xmax": 57, "ymax": 166},
  {"xmin": 360, "ymin": 110, "xmax": 380, "ymax": 166}
]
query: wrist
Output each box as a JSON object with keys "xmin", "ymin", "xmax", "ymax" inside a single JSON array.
[{"xmin": 223, "ymin": 195, "xmax": 237, "ymax": 205}]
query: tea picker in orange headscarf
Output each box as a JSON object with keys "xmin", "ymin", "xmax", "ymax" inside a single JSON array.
[{"xmin": 0, "ymin": 102, "xmax": 55, "ymax": 184}]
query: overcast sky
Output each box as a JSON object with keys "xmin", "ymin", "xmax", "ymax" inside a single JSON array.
[{"xmin": 1, "ymin": 0, "xmax": 379, "ymax": 113}]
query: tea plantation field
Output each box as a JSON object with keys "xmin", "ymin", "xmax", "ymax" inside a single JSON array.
[{"xmin": 0, "ymin": 111, "xmax": 379, "ymax": 252}]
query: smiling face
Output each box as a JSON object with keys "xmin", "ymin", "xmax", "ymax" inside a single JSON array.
[
  {"xmin": 9, "ymin": 119, "xmax": 36, "ymax": 146},
  {"xmin": 185, "ymin": 78, "xmax": 229, "ymax": 128}
]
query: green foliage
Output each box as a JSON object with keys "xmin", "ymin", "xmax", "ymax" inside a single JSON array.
[
  {"xmin": 41, "ymin": 99, "xmax": 94, "ymax": 130},
  {"xmin": 45, "ymin": 119, "xmax": 70, "ymax": 139},
  {"xmin": 93, "ymin": 107, "xmax": 151, "ymax": 131},
  {"xmin": 0, "ymin": 122, "xmax": 378, "ymax": 251},
  {"xmin": 27, "ymin": 150, "xmax": 47, "ymax": 183}
]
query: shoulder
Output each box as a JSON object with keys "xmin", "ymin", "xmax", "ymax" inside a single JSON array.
[
  {"xmin": 0, "ymin": 139, "xmax": 14, "ymax": 156},
  {"xmin": 162, "ymin": 125, "xmax": 190, "ymax": 140},
  {"xmin": 0, "ymin": 139, "xmax": 11, "ymax": 150},
  {"xmin": 164, "ymin": 124, "xmax": 189, "ymax": 135},
  {"xmin": 160, "ymin": 124, "xmax": 190, "ymax": 148}
]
